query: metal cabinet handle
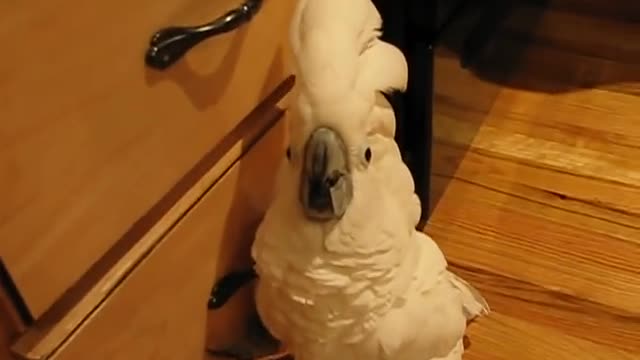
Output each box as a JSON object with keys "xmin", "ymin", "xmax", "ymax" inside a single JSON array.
[{"xmin": 145, "ymin": 0, "xmax": 263, "ymax": 70}]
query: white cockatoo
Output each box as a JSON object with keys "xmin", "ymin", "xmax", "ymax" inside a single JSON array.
[{"xmin": 250, "ymin": 0, "xmax": 490, "ymax": 360}]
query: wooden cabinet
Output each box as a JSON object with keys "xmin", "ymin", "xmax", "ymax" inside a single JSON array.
[
  {"xmin": 0, "ymin": 0, "xmax": 295, "ymax": 358},
  {"xmin": 0, "ymin": 0, "xmax": 295, "ymax": 319},
  {"xmin": 13, "ymin": 102, "xmax": 289, "ymax": 360}
]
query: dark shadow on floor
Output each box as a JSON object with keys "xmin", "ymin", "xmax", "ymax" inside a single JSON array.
[
  {"xmin": 439, "ymin": 0, "xmax": 640, "ymax": 94},
  {"xmin": 428, "ymin": 1, "xmax": 550, "ymax": 212},
  {"xmin": 427, "ymin": 0, "xmax": 640, "ymax": 211}
]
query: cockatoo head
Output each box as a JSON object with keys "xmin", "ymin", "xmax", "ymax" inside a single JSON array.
[
  {"xmin": 276, "ymin": 0, "xmax": 406, "ymax": 223},
  {"xmin": 283, "ymin": 90, "xmax": 380, "ymax": 222}
]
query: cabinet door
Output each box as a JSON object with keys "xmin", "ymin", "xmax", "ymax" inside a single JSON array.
[
  {"xmin": 12, "ymin": 91, "xmax": 291, "ymax": 360},
  {"xmin": 0, "ymin": 0, "xmax": 295, "ymax": 318}
]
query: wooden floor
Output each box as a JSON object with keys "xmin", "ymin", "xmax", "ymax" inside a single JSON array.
[{"xmin": 426, "ymin": 2, "xmax": 640, "ymax": 359}]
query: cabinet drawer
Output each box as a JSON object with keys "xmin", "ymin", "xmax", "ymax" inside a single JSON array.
[
  {"xmin": 0, "ymin": 0, "xmax": 295, "ymax": 318},
  {"xmin": 12, "ymin": 96, "xmax": 290, "ymax": 359}
]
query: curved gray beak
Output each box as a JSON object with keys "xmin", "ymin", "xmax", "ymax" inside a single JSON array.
[{"xmin": 300, "ymin": 127, "xmax": 353, "ymax": 221}]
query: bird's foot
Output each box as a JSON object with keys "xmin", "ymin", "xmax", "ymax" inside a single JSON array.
[{"xmin": 208, "ymin": 268, "xmax": 258, "ymax": 309}]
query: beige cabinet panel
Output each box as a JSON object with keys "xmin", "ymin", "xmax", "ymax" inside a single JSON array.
[
  {"xmin": 12, "ymin": 97, "xmax": 290, "ymax": 360},
  {"xmin": 0, "ymin": 0, "xmax": 295, "ymax": 318}
]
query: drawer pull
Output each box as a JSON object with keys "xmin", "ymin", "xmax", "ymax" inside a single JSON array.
[{"xmin": 145, "ymin": 0, "xmax": 263, "ymax": 70}]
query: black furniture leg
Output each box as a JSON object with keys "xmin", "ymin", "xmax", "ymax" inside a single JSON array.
[
  {"xmin": 404, "ymin": 0, "xmax": 438, "ymax": 221},
  {"xmin": 376, "ymin": 0, "xmax": 438, "ymax": 221}
]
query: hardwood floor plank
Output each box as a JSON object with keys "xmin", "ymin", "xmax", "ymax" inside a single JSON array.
[
  {"xmin": 427, "ymin": 176, "xmax": 640, "ymax": 313},
  {"xmin": 490, "ymin": 89, "xmax": 640, "ymax": 152},
  {"xmin": 432, "ymin": 142, "xmax": 640, "ymax": 234},
  {"xmin": 504, "ymin": 6, "xmax": 640, "ymax": 63},
  {"xmin": 429, "ymin": 4, "xmax": 640, "ymax": 358},
  {"xmin": 425, "ymin": 0, "xmax": 640, "ymax": 360},
  {"xmin": 472, "ymin": 32, "xmax": 640, "ymax": 96},
  {"xmin": 545, "ymin": 0, "xmax": 640, "ymax": 22},
  {"xmin": 434, "ymin": 53, "xmax": 503, "ymax": 114},
  {"xmin": 435, "ymin": 92, "xmax": 640, "ymax": 160},
  {"xmin": 450, "ymin": 264, "xmax": 640, "ymax": 353},
  {"xmin": 464, "ymin": 312, "xmax": 639, "ymax": 359},
  {"xmin": 434, "ymin": 114, "xmax": 640, "ymax": 188}
]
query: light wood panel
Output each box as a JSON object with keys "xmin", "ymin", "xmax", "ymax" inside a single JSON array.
[
  {"xmin": 11, "ymin": 88, "xmax": 291, "ymax": 360},
  {"xmin": 0, "ymin": 0, "xmax": 295, "ymax": 318},
  {"xmin": 427, "ymin": 3, "xmax": 640, "ymax": 359}
]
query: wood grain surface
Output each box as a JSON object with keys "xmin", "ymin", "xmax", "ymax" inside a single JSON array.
[
  {"xmin": 426, "ymin": 3, "xmax": 640, "ymax": 359},
  {"xmin": 0, "ymin": 0, "xmax": 295, "ymax": 318}
]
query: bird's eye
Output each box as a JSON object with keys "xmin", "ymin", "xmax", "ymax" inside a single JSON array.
[
  {"xmin": 286, "ymin": 146, "xmax": 292, "ymax": 160},
  {"xmin": 364, "ymin": 147, "xmax": 372, "ymax": 163}
]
